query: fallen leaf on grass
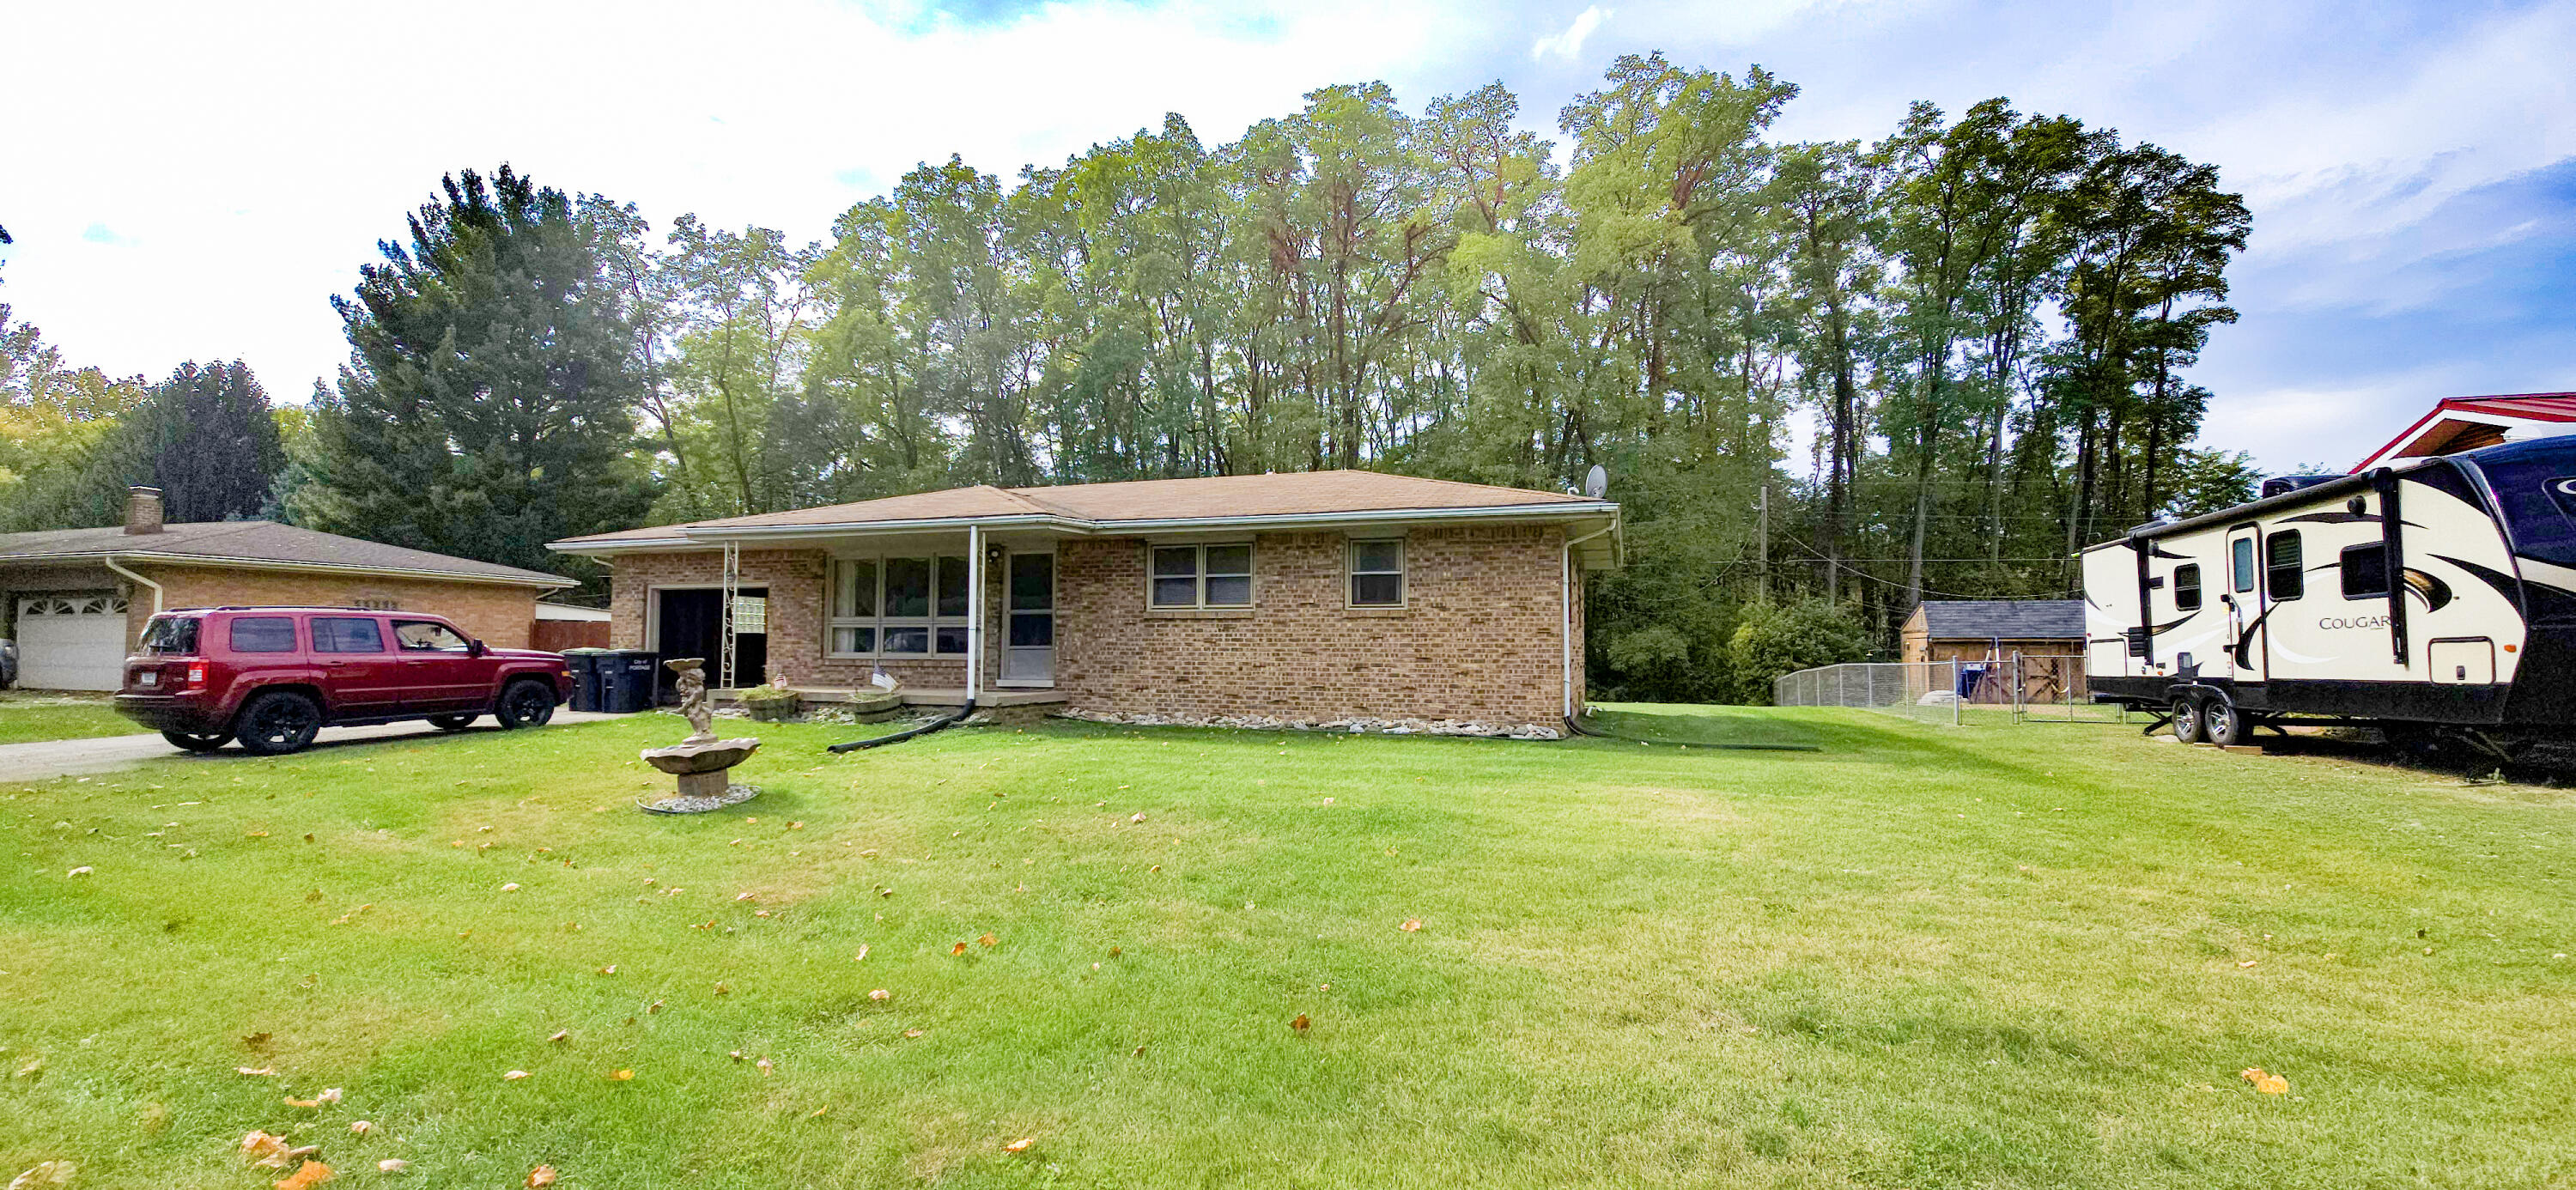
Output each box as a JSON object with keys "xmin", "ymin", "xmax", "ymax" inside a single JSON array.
[
  {"xmin": 504, "ymin": 1070, "xmax": 531, "ymax": 1082},
  {"xmin": 349, "ymin": 1121, "xmax": 372, "ymax": 1135},
  {"xmin": 868, "ymin": 989, "xmax": 891, "ymax": 1002},
  {"xmin": 2240, "ymin": 1067, "xmax": 2289, "ymax": 1095},
  {"xmin": 598, "ymin": 965, "xmax": 617, "ymax": 975},
  {"xmin": 1399, "ymin": 919, "xmax": 1423, "ymax": 932},
  {"xmin": 274, "ymin": 1159, "xmax": 334, "ymax": 1189},
  {"xmin": 756, "ymin": 1059, "xmax": 773, "ymax": 1076},
  {"xmin": 65, "ymin": 867, "xmax": 90, "ymax": 878},
  {"xmin": 951, "ymin": 942, "xmax": 968, "ymax": 956},
  {"xmin": 9, "ymin": 1161, "xmax": 76, "ymax": 1188},
  {"xmin": 1291, "ymin": 1014, "xmax": 1310, "ymax": 1034},
  {"xmin": 977, "ymin": 933, "xmax": 998, "ymax": 948},
  {"xmin": 237, "ymin": 1066, "xmax": 276, "ymax": 1077},
  {"xmin": 549, "ymin": 1029, "xmax": 570, "ymax": 1044},
  {"xmin": 810, "ymin": 1106, "xmax": 829, "ymax": 1118},
  {"xmin": 1002, "ymin": 1138, "xmax": 1036, "ymax": 1153},
  {"xmin": 853, "ymin": 944, "xmax": 869, "ymax": 962},
  {"xmin": 526, "ymin": 1166, "xmax": 559, "ymax": 1187},
  {"xmin": 608, "ymin": 1069, "xmax": 634, "ymax": 1081},
  {"xmin": 501, "ymin": 883, "xmax": 520, "ymax": 893},
  {"xmin": 241, "ymin": 1131, "xmax": 290, "ymax": 1165},
  {"xmin": 377, "ymin": 1160, "xmax": 410, "ymax": 1173},
  {"xmin": 902, "ymin": 1029, "xmax": 924, "ymax": 1039}
]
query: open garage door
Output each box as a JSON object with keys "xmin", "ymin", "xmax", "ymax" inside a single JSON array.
[{"xmin": 15, "ymin": 595, "xmax": 130, "ymax": 690}]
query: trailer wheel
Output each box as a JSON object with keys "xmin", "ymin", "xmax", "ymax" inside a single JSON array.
[
  {"xmin": 2204, "ymin": 696, "xmax": 2249, "ymax": 748},
  {"xmin": 2169, "ymin": 695, "xmax": 2205, "ymax": 744}
]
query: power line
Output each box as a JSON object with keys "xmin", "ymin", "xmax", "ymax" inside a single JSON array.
[{"xmin": 1778, "ymin": 534, "xmax": 2074, "ymax": 601}]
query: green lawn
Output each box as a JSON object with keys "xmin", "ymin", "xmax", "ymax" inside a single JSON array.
[
  {"xmin": 1, "ymin": 707, "xmax": 2571, "ymax": 1187},
  {"xmin": 0, "ymin": 691, "xmax": 143, "ymax": 745}
]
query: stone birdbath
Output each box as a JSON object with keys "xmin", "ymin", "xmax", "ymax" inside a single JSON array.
[{"xmin": 637, "ymin": 658, "xmax": 762, "ymax": 814}]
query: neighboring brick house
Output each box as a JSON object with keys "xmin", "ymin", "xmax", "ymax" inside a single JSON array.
[
  {"xmin": 0, "ymin": 487, "xmax": 575, "ymax": 690},
  {"xmin": 549, "ymin": 471, "xmax": 1622, "ymax": 730}
]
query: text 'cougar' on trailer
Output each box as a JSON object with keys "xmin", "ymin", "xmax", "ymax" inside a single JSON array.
[{"xmin": 2081, "ymin": 436, "xmax": 2576, "ymax": 756}]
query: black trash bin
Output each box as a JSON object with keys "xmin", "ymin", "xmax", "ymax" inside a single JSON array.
[
  {"xmin": 603, "ymin": 651, "xmax": 662, "ymax": 713},
  {"xmin": 562, "ymin": 649, "xmax": 608, "ymax": 713}
]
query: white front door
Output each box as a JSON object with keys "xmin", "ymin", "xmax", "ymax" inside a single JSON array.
[
  {"xmin": 1002, "ymin": 552, "xmax": 1054, "ymax": 685},
  {"xmin": 2223, "ymin": 526, "xmax": 2268, "ymax": 683},
  {"xmin": 16, "ymin": 595, "xmax": 131, "ymax": 691}
]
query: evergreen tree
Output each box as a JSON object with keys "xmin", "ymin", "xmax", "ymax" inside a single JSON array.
[{"xmin": 292, "ymin": 166, "xmax": 654, "ymax": 576}]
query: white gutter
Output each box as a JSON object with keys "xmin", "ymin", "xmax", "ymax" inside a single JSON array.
[
  {"xmin": 1562, "ymin": 523, "xmax": 1617, "ymax": 720},
  {"xmin": 103, "ymin": 556, "xmax": 163, "ymax": 623}
]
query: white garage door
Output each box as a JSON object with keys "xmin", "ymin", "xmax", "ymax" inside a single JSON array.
[{"xmin": 15, "ymin": 595, "xmax": 131, "ymax": 691}]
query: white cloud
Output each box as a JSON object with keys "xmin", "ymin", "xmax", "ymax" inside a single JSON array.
[
  {"xmin": 0, "ymin": 0, "xmax": 1457, "ymax": 394},
  {"xmin": 1532, "ymin": 5, "xmax": 1610, "ymax": 61}
]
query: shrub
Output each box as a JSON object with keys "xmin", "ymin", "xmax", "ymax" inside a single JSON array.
[{"xmin": 1726, "ymin": 598, "xmax": 1869, "ymax": 703}]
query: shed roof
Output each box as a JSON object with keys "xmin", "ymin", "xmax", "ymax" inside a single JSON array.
[
  {"xmin": 0, "ymin": 520, "xmax": 574, "ymax": 588},
  {"xmin": 1912, "ymin": 599, "xmax": 2086, "ymax": 640}
]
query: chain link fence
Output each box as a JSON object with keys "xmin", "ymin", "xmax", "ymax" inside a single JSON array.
[{"xmin": 1771, "ymin": 661, "xmax": 1963, "ymax": 726}]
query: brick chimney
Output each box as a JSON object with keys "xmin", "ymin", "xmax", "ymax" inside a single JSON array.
[{"xmin": 125, "ymin": 486, "xmax": 164, "ymax": 535}]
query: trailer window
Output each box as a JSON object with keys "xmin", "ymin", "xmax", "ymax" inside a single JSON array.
[
  {"xmin": 2341, "ymin": 543, "xmax": 2390, "ymax": 598},
  {"xmin": 2173, "ymin": 564, "xmax": 2202, "ymax": 610},
  {"xmin": 2472, "ymin": 457, "xmax": 2576, "ymax": 569},
  {"xmin": 2266, "ymin": 532, "xmax": 2305, "ymax": 600},
  {"xmin": 2231, "ymin": 537, "xmax": 2257, "ymax": 593}
]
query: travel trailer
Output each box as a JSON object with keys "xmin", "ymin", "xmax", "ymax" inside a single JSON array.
[{"xmin": 2081, "ymin": 436, "xmax": 2576, "ymax": 754}]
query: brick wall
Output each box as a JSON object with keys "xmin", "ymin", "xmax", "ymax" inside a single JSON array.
[
  {"xmin": 2, "ymin": 562, "xmax": 544, "ymax": 651},
  {"xmin": 602, "ymin": 525, "xmax": 1589, "ymax": 726},
  {"xmin": 143, "ymin": 567, "xmax": 544, "ymax": 650},
  {"xmin": 1054, "ymin": 524, "xmax": 1574, "ymax": 726}
]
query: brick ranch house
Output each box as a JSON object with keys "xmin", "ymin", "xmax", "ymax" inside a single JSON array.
[
  {"xmin": 548, "ymin": 471, "xmax": 1622, "ymax": 731},
  {"xmin": 0, "ymin": 487, "xmax": 576, "ymax": 690}
]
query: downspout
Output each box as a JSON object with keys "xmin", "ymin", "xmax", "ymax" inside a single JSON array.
[
  {"xmin": 103, "ymin": 557, "xmax": 162, "ymax": 644},
  {"xmin": 1562, "ymin": 523, "xmax": 1615, "ymax": 727}
]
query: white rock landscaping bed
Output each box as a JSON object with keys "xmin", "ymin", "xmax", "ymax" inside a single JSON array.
[{"xmin": 1051, "ymin": 708, "xmax": 1560, "ymax": 740}]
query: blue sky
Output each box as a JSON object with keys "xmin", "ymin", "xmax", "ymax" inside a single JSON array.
[{"xmin": 3, "ymin": 0, "xmax": 2568, "ymax": 471}]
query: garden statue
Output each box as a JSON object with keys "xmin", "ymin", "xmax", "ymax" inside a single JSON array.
[{"xmin": 637, "ymin": 657, "xmax": 762, "ymax": 813}]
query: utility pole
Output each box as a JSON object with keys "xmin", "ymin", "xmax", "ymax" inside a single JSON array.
[{"xmin": 1757, "ymin": 483, "xmax": 1770, "ymax": 598}]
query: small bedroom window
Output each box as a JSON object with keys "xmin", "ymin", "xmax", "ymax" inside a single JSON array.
[{"xmin": 2173, "ymin": 563, "xmax": 2202, "ymax": 611}]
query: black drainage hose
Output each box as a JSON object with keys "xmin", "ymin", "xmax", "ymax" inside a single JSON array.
[
  {"xmin": 829, "ymin": 700, "xmax": 975, "ymax": 753},
  {"xmin": 1564, "ymin": 713, "xmax": 1822, "ymax": 751}
]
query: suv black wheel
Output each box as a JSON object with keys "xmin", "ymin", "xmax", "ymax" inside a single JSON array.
[
  {"xmin": 495, "ymin": 680, "xmax": 556, "ymax": 729},
  {"xmin": 428, "ymin": 713, "xmax": 479, "ymax": 731},
  {"xmin": 161, "ymin": 730, "xmax": 232, "ymax": 753},
  {"xmin": 235, "ymin": 690, "xmax": 324, "ymax": 756},
  {"xmin": 2170, "ymin": 695, "xmax": 2205, "ymax": 744}
]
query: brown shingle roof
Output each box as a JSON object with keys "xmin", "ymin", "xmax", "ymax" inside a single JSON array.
[
  {"xmin": 0, "ymin": 521, "xmax": 574, "ymax": 587},
  {"xmin": 554, "ymin": 471, "xmax": 1604, "ymax": 549}
]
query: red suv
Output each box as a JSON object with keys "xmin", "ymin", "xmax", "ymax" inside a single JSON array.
[{"xmin": 113, "ymin": 607, "xmax": 574, "ymax": 756}]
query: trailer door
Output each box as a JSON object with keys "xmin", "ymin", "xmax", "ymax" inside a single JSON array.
[{"xmin": 2224, "ymin": 526, "xmax": 2269, "ymax": 683}]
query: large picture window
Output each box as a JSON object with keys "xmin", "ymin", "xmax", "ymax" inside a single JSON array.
[
  {"xmin": 829, "ymin": 555, "xmax": 970, "ymax": 657},
  {"xmin": 1149, "ymin": 543, "xmax": 1253, "ymax": 609},
  {"xmin": 1349, "ymin": 539, "xmax": 1405, "ymax": 607}
]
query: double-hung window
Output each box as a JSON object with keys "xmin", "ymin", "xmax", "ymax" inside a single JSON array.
[
  {"xmin": 827, "ymin": 556, "xmax": 970, "ymax": 657},
  {"xmin": 1349, "ymin": 539, "xmax": 1405, "ymax": 607},
  {"xmin": 1149, "ymin": 543, "xmax": 1253, "ymax": 609}
]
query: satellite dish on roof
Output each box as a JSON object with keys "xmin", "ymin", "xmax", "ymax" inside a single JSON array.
[{"xmin": 1583, "ymin": 464, "xmax": 1608, "ymax": 500}]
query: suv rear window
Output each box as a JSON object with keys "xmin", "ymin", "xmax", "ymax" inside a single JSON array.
[
  {"xmin": 229, "ymin": 616, "xmax": 299, "ymax": 653},
  {"xmin": 139, "ymin": 616, "xmax": 202, "ymax": 655}
]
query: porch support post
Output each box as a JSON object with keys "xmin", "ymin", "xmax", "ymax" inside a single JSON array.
[{"xmin": 967, "ymin": 524, "xmax": 981, "ymax": 702}]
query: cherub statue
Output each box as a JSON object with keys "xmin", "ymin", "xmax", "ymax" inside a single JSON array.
[{"xmin": 668, "ymin": 657, "xmax": 715, "ymax": 743}]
